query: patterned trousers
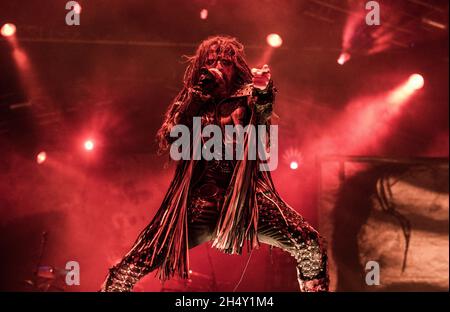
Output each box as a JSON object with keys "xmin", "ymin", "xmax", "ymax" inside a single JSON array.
[{"xmin": 100, "ymin": 184, "xmax": 329, "ymax": 292}]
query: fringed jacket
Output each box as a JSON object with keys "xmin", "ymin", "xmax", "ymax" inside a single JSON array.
[{"xmin": 126, "ymin": 82, "xmax": 287, "ymax": 280}]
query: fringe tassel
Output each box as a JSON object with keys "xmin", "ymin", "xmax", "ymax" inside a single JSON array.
[
  {"xmin": 123, "ymin": 159, "xmax": 193, "ymax": 281},
  {"xmin": 212, "ymin": 98, "xmax": 261, "ymax": 254},
  {"xmin": 127, "ymin": 123, "xmax": 205, "ymax": 281}
]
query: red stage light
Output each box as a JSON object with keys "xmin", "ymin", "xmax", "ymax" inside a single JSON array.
[
  {"xmin": 337, "ymin": 52, "xmax": 351, "ymax": 65},
  {"xmin": 388, "ymin": 74, "xmax": 425, "ymax": 107},
  {"xmin": 1, "ymin": 23, "xmax": 16, "ymax": 37},
  {"xmin": 36, "ymin": 151, "xmax": 47, "ymax": 164},
  {"xmin": 266, "ymin": 34, "xmax": 283, "ymax": 48},
  {"xmin": 407, "ymin": 74, "xmax": 424, "ymax": 91},
  {"xmin": 84, "ymin": 140, "xmax": 94, "ymax": 151},
  {"xmin": 200, "ymin": 9, "xmax": 208, "ymax": 20},
  {"xmin": 283, "ymin": 148, "xmax": 303, "ymax": 170}
]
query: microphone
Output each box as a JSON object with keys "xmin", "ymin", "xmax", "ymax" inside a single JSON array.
[
  {"xmin": 198, "ymin": 67, "xmax": 224, "ymax": 91},
  {"xmin": 198, "ymin": 67, "xmax": 216, "ymax": 86}
]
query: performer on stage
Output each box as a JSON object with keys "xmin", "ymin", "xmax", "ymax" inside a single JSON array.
[{"xmin": 100, "ymin": 35, "xmax": 329, "ymax": 292}]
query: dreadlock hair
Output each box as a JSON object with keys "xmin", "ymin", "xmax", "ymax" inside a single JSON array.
[{"xmin": 156, "ymin": 35, "xmax": 253, "ymax": 154}]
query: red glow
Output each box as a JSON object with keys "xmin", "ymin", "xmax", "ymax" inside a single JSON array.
[
  {"xmin": 1, "ymin": 23, "xmax": 16, "ymax": 37},
  {"xmin": 303, "ymin": 74, "xmax": 424, "ymax": 157},
  {"xmin": 266, "ymin": 33, "xmax": 283, "ymax": 48},
  {"xmin": 290, "ymin": 161, "xmax": 299, "ymax": 170},
  {"xmin": 36, "ymin": 151, "xmax": 47, "ymax": 164},
  {"xmin": 84, "ymin": 140, "xmax": 94, "ymax": 151},
  {"xmin": 200, "ymin": 9, "xmax": 208, "ymax": 20},
  {"xmin": 12, "ymin": 47, "xmax": 29, "ymax": 69},
  {"xmin": 342, "ymin": 2, "xmax": 394, "ymax": 56},
  {"xmin": 342, "ymin": 8, "xmax": 363, "ymax": 53}
]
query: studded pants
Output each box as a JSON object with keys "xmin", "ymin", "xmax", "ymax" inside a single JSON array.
[{"xmin": 100, "ymin": 185, "xmax": 329, "ymax": 292}]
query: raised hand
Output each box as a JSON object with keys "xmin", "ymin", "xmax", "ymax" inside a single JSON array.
[{"xmin": 251, "ymin": 64, "xmax": 271, "ymax": 90}]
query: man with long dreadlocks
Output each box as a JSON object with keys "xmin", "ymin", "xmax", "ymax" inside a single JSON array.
[{"xmin": 100, "ymin": 35, "xmax": 329, "ymax": 292}]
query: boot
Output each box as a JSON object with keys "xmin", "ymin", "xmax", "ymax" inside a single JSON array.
[
  {"xmin": 298, "ymin": 277, "xmax": 329, "ymax": 292},
  {"xmin": 99, "ymin": 263, "xmax": 148, "ymax": 292}
]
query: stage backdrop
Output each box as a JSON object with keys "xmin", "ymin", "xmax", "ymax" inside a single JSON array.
[{"xmin": 318, "ymin": 156, "xmax": 449, "ymax": 291}]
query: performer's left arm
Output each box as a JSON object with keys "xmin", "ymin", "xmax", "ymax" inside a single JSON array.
[{"xmin": 251, "ymin": 64, "xmax": 276, "ymax": 124}]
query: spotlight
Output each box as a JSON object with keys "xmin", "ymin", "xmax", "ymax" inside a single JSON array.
[
  {"xmin": 266, "ymin": 33, "xmax": 283, "ymax": 48},
  {"xmin": 290, "ymin": 161, "xmax": 299, "ymax": 170},
  {"xmin": 1, "ymin": 23, "xmax": 16, "ymax": 37},
  {"xmin": 84, "ymin": 139, "xmax": 94, "ymax": 151},
  {"xmin": 337, "ymin": 52, "xmax": 351, "ymax": 65},
  {"xmin": 388, "ymin": 74, "xmax": 425, "ymax": 106},
  {"xmin": 283, "ymin": 148, "xmax": 303, "ymax": 170},
  {"xmin": 36, "ymin": 151, "xmax": 47, "ymax": 164},
  {"xmin": 200, "ymin": 9, "xmax": 208, "ymax": 20},
  {"xmin": 407, "ymin": 74, "xmax": 424, "ymax": 91}
]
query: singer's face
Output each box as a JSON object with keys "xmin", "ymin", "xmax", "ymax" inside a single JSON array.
[{"xmin": 204, "ymin": 45, "xmax": 235, "ymax": 86}]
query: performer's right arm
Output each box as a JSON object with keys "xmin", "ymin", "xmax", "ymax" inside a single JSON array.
[
  {"xmin": 176, "ymin": 88, "xmax": 210, "ymax": 123},
  {"xmin": 164, "ymin": 87, "xmax": 210, "ymax": 145}
]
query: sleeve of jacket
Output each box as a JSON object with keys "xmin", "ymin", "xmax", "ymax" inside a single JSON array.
[
  {"xmin": 253, "ymin": 80, "xmax": 276, "ymax": 124},
  {"xmin": 164, "ymin": 89, "xmax": 208, "ymax": 145}
]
